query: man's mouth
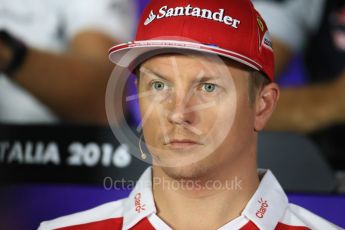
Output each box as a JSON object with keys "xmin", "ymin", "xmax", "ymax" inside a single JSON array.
[{"xmin": 164, "ymin": 139, "xmax": 202, "ymax": 149}]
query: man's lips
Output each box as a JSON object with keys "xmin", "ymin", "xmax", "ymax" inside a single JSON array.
[{"xmin": 164, "ymin": 139, "xmax": 202, "ymax": 149}]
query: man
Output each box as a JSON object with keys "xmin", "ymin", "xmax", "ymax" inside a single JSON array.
[
  {"xmin": 39, "ymin": 0, "xmax": 341, "ymax": 229},
  {"xmin": 0, "ymin": 0, "xmax": 134, "ymax": 124}
]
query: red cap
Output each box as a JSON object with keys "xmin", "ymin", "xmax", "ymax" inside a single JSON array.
[{"xmin": 109, "ymin": 0, "xmax": 274, "ymax": 81}]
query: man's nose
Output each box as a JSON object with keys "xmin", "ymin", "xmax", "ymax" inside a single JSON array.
[{"xmin": 167, "ymin": 89, "xmax": 196, "ymax": 126}]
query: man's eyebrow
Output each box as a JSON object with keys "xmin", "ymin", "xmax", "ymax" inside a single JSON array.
[
  {"xmin": 139, "ymin": 67, "xmax": 169, "ymax": 81},
  {"xmin": 139, "ymin": 67, "xmax": 222, "ymax": 83},
  {"xmin": 192, "ymin": 76, "xmax": 222, "ymax": 85}
]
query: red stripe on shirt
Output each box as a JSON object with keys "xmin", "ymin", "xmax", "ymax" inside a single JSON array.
[
  {"xmin": 240, "ymin": 221, "xmax": 311, "ymax": 230},
  {"xmin": 240, "ymin": 221, "xmax": 260, "ymax": 230},
  {"xmin": 130, "ymin": 217, "xmax": 155, "ymax": 230},
  {"xmin": 56, "ymin": 217, "xmax": 123, "ymax": 230},
  {"xmin": 275, "ymin": 222, "xmax": 311, "ymax": 230}
]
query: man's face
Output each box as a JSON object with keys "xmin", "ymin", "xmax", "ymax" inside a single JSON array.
[{"xmin": 137, "ymin": 54, "xmax": 257, "ymax": 180}]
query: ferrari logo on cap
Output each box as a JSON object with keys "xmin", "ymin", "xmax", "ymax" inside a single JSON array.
[{"xmin": 257, "ymin": 17, "xmax": 264, "ymax": 32}]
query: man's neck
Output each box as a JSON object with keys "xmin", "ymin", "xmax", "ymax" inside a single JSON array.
[{"xmin": 152, "ymin": 159, "xmax": 260, "ymax": 229}]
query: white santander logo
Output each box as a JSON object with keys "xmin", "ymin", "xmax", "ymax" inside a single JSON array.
[
  {"xmin": 144, "ymin": 5, "xmax": 241, "ymax": 29},
  {"xmin": 144, "ymin": 10, "xmax": 157, "ymax": 25}
]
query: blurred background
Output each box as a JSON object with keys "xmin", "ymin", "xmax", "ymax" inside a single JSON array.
[{"xmin": 0, "ymin": 0, "xmax": 344, "ymax": 229}]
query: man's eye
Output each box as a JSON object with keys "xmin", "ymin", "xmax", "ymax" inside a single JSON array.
[
  {"xmin": 201, "ymin": 83, "xmax": 217, "ymax": 93},
  {"xmin": 151, "ymin": 81, "xmax": 166, "ymax": 91}
]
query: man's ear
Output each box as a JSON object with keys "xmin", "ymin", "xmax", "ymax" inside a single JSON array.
[{"xmin": 254, "ymin": 83, "xmax": 280, "ymax": 131}]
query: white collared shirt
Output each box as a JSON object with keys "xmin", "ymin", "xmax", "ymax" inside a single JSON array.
[{"xmin": 39, "ymin": 167, "xmax": 342, "ymax": 230}]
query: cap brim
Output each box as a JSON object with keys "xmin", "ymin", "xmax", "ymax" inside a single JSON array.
[{"xmin": 109, "ymin": 40, "xmax": 261, "ymax": 71}]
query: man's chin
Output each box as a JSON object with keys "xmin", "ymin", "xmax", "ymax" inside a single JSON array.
[
  {"xmin": 159, "ymin": 162, "xmax": 210, "ymax": 181},
  {"xmin": 150, "ymin": 146, "xmax": 218, "ymax": 180},
  {"xmin": 151, "ymin": 146, "xmax": 212, "ymax": 167}
]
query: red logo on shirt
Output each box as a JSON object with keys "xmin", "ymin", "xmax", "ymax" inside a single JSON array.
[
  {"xmin": 134, "ymin": 193, "xmax": 146, "ymax": 213},
  {"xmin": 256, "ymin": 198, "xmax": 269, "ymax": 218}
]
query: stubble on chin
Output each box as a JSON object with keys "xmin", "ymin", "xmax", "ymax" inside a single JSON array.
[{"xmin": 159, "ymin": 161, "xmax": 212, "ymax": 182}]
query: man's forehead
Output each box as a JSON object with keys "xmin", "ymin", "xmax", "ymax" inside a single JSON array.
[
  {"xmin": 142, "ymin": 52, "xmax": 220, "ymax": 65},
  {"xmin": 139, "ymin": 53, "xmax": 251, "ymax": 80},
  {"xmin": 142, "ymin": 51, "xmax": 252, "ymax": 67}
]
